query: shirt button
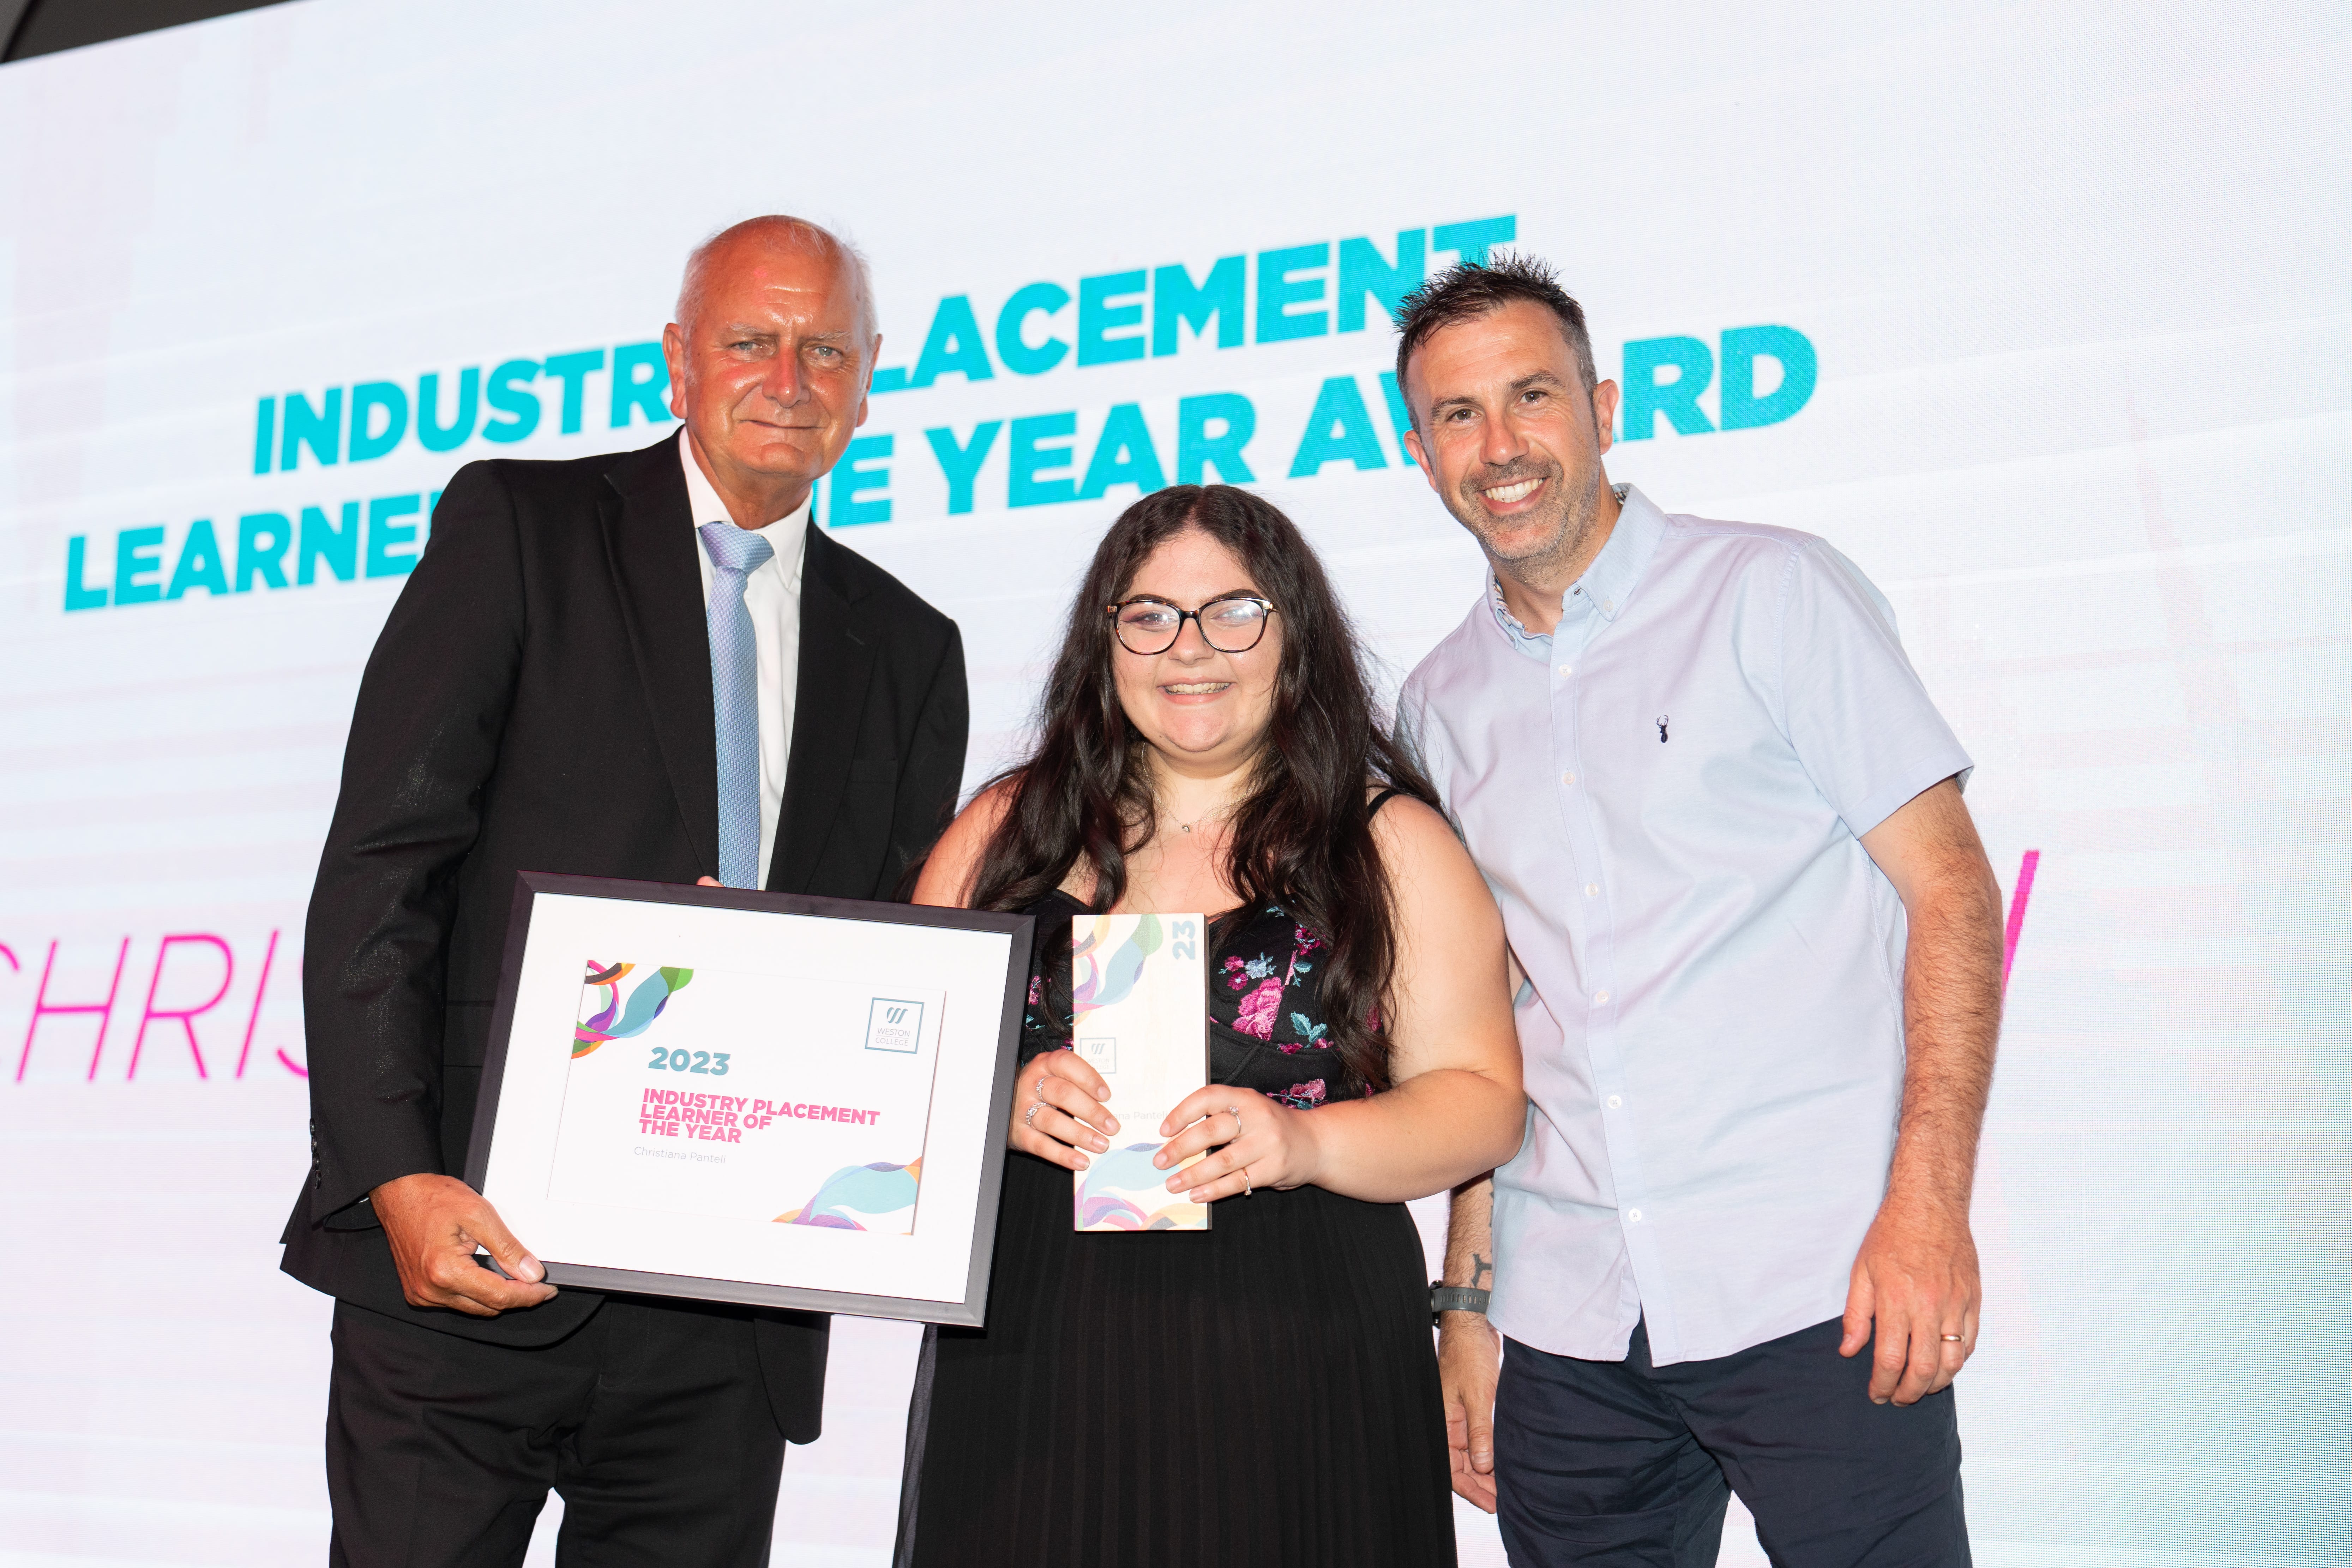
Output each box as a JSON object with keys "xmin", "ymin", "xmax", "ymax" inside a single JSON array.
[
  {"xmin": 1606, "ymin": 1094, "xmax": 1623, "ymax": 1110},
  {"xmin": 1627, "ymin": 1208, "xmax": 1644, "ymax": 1223},
  {"xmin": 1584, "ymin": 883, "xmax": 1600, "ymax": 897},
  {"xmin": 1601, "ymin": 598, "xmax": 1616, "ymax": 614},
  {"xmin": 1594, "ymin": 990, "xmax": 1611, "ymax": 1005},
  {"xmin": 1560, "ymin": 771, "xmax": 1574, "ymax": 786},
  {"xmin": 1557, "ymin": 664, "xmax": 1574, "ymax": 677}
]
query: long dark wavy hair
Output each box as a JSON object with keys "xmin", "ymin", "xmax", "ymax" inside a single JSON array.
[{"xmin": 969, "ymin": 485, "xmax": 1439, "ymax": 1092}]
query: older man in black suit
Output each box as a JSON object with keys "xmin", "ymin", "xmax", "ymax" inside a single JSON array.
[{"xmin": 282, "ymin": 216, "xmax": 968, "ymax": 1567}]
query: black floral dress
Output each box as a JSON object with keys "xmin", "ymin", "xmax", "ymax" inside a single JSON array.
[{"xmin": 894, "ymin": 885, "xmax": 1455, "ymax": 1568}]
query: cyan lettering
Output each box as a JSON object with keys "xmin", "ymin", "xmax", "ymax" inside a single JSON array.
[
  {"xmin": 925, "ymin": 421, "xmax": 1001, "ymax": 515},
  {"xmin": 1077, "ymin": 270, "xmax": 1148, "ymax": 367},
  {"xmin": 1008, "ymin": 412, "xmax": 1078, "ymax": 507},
  {"xmin": 349, "ymin": 382, "xmax": 408, "ymax": 463},
  {"xmin": 366, "ymin": 495, "xmax": 423, "ymax": 578},
  {"xmin": 64, "ymin": 535, "xmax": 108, "ymax": 611},
  {"xmin": 1289, "ymin": 377, "xmax": 1387, "ymax": 476},
  {"xmin": 1078, "ymin": 404, "xmax": 1167, "ymax": 500},
  {"xmin": 1337, "ymin": 230, "xmax": 1426, "ymax": 333},
  {"xmin": 279, "ymin": 388, "xmax": 342, "ymax": 471},
  {"xmin": 1719, "ymin": 325, "xmax": 1816, "ymax": 430},
  {"xmin": 481, "ymin": 360, "xmax": 541, "ymax": 444},
  {"xmin": 252, "ymin": 397, "xmax": 275, "ymax": 475},
  {"xmin": 1256, "ymin": 243, "xmax": 1330, "ymax": 343},
  {"xmin": 1622, "ymin": 336, "xmax": 1715, "ymax": 438},
  {"xmin": 910, "ymin": 295, "xmax": 995, "ymax": 388},
  {"xmin": 165, "ymin": 520, "xmax": 230, "ymax": 600},
  {"xmin": 297, "ymin": 502, "xmax": 360, "ymax": 585},
  {"xmin": 997, "ymin": 283, "xmax": 1071, "ymax": 377},
  {"xmin": 417, "ymin": 368, "xmax": 480, "ymax": 452},
  {"xmin": 113, "ymin": 526, "xmax": 166, "ymax": 606},
  {"xmin": 541, "ymin": 349, "xmax": 607, "ymax": 435},
  {"xmin": 1376, "ymin": 371, "xmax": 1418, "ymax": 466},
  {"xmin": 1177, "ymin": 393, "xmax": 1255, "ymax": 484},
  {"xmin": 832, "ymin": 434, "xmax": 893, "ymax": 526},
  {"xmin": 236, "ymin": 512, "xmax": 293, "ymax": 591},
  {"xmin": 1432, "ymin": 215, "xmax": 1516, "ymax": 266},
  {"xmin": 1153, "ymin": 256, "xmax": 1246, "ymax": 355},
  {"xmin": 610, "ymin": 342, "xmax": 673, "ymax": 428}
]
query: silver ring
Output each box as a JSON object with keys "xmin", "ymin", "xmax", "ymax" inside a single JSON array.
[
  {"xmin": 1941, "ymin": 1334, "xmax": 1964, "ymax": 1342},
  {"xmin": 1035, "ymin": 1076, "xmax": 1048, "ymax": 1098},
  {"xmin": 1226, "ymin": 1104, "xmax": 1242, "ymax": 1141},
  {"xmin": 1242, "ymin": 1165, "xmax": 1252, "ymax": 1197},
  {"xmin": 1024, "ymin": 1101, "xmax": 1045, "ymax": 1127}
]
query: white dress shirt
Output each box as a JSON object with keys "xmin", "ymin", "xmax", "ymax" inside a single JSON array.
[
  {"xmin": 680, "ymin": 427, "xmax": 808, "ymax": 888},
  {"xmin": 1400, "ymin": 485, "xmax": 1972, "ymax": 1366}
]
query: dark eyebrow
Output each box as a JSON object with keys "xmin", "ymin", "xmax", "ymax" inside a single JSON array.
[
  {"xmin": 1117, "ymin": 587, "xmax": 1264, "ymax": 607},
  {"xmin": 1427, "ymin": 369, "xmax": 1571, "ymax": 416}
]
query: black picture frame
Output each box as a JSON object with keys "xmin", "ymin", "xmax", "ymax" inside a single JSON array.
[{"xmin": 463, "ymin": 870, "xmax": 1034, "ymax": 1327}]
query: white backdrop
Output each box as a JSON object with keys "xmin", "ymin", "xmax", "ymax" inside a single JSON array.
[{"xmin": 2, "ymin": 2, "xmax": 2347, "ymax": 1564}]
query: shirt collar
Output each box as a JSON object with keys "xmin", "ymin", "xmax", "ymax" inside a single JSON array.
[
  {"xmin": 679, "ymin": 426, "xmax": 811, "ymax": 579},
  {"xmin": 1486, "ymin": 482, "xmax": 1665, "ymax": 656}
]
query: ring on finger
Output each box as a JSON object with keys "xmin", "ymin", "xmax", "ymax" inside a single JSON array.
[
  {"xmin": 1241, "ymin": 1163, "xmax": 1252, "ymax": 1197},
  {"xmin": 1941, "ymin": 1333, "xmax": 1965, "ymax": 1343},
  {"xmin": 1023, "ymin": 1101, "xmax": 1046, "ymax": 1127},
  {"xmin": 1226, "ymin": 1103, "xmax": 1243, "ymax": 1141}
]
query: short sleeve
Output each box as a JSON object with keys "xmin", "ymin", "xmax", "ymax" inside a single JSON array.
[{"xmin": 1776, "ymin": 539, "xmax": 1972, "ymax": 838}]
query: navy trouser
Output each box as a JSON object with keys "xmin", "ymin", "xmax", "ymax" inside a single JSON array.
[{"xmin": 1494, "ymin": 1316, "xmax": 1969, "ymax": 1568}]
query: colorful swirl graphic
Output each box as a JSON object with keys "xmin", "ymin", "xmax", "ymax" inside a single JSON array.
[
  {"xmin": 573, "ymin": 960, "xmax": 694, "ymax": 1057},
  {"xmin": 1071, "ymin": 914, "xmax": 1162, "ymax": 1021},
  {"xmin": 775, "ymin": 1158, "xmax": 924, "ymax": 1230},
  {"xmin": 1074, "ymin": 1141, "xmax": 1209, "ymax": 1231}
]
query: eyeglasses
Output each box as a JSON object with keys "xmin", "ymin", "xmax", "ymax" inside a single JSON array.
[{"xmin": 1106, "ymin": 594, "xmax": 1277, "ymax": 655}]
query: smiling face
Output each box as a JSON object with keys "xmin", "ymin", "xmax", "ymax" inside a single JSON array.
[
  {"xmin": 1109, "ymin": 527, "xmax": 1283, "ymax": 782},
  {"xmin": 1403, "ymin": 298, "xmax": 1623, "ymax": 599},
  {"xmin": 662, "ymin": 225, "xmax": 877, "ymax": 522}
]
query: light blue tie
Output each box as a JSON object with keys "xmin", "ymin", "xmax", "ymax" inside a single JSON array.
[{"xmin": 699, "ymin": 522, "xmax": 775, "ymax": 888}]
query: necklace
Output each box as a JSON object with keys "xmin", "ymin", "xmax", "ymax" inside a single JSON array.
[{"xmin": 1165, "ymin": 802, "xmax": 1232, "ymax": 837}]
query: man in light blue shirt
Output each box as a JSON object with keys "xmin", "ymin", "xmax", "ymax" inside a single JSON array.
[{"xmin": 1393, "ymin": 257, "xmax": 2004, "ymax": 1568}]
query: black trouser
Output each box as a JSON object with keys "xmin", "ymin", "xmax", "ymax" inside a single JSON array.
[
  {"xmin": 326, "ymin": 1297, "xmax": 786, "ymax": 1568},
  {"xmin": 1495, "ymin": 1316, "xmax": 1969, "ymax": 1568}
]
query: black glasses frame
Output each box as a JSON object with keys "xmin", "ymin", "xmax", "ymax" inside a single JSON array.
[{"xmin": 1105, "ymin": 594, "xmax": 1278, "ymax": 655}]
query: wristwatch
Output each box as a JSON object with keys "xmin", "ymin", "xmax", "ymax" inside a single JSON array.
[{"xmin": 1430, "ymin": 1281, "xmax": 1491, "ymax": 1319}]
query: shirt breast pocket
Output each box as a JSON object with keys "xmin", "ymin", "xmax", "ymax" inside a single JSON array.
[{"xmin": 1620, "ymin": 684, "xmax": 1784, "ymax": 844}]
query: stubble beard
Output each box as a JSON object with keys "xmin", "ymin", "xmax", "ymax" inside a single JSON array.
[{"xmin": 1453, "ymin": 456, "xmax": 1605, "ymax": 590}]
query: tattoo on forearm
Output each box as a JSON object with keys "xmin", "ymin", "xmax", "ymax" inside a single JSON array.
[{"xmin": 1471, "ymin": 1252, "xmax": 1492, "ymax": 1290}]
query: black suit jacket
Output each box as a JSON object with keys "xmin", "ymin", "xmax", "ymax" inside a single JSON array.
[{"xmin": 280, "ymin": 433, "xmax": 968, "ymax": 1442}]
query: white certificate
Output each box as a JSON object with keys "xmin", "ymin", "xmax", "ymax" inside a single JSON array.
[
  {"xmin": 1070, "ymin": 912, "xmax": 1211, "ymax": 1231},
  {"xmin": 464, "ymin": 873, "xmax": 1031, "ymax": 1324}
]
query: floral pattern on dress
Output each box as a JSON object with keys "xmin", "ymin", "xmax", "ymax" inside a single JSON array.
[
  {"xmin": 1219, "ymin": 906, "xmax": 1336, "ymax": 1052},
  {"xmin": 1280, "ymin": 1078, "xmax": 1328, "ymax": 1110}
]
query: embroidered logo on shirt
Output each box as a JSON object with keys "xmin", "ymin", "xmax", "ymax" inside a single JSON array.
[{"xmin": 1656, "ymin": 714, "xmax": 1670, "ymax": 743}]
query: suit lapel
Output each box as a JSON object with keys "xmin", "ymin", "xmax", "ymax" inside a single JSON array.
[
  {"xmin": 601, "ymin": 435, "xmax": 720, "ymax": 876},
  {"xmin": 771, "ymin": 522, "xmax": 876, "ymax": 892}
]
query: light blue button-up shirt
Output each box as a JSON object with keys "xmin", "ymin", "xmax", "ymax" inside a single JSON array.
[{"xmin": 1398, "ymin": 485, "xmax": 1972, "ymax": 1366}]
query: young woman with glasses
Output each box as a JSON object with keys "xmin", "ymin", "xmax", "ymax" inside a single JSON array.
[{"xmin": 894, "ymin": 484, "xmax": 1524, "ymax": 1568}]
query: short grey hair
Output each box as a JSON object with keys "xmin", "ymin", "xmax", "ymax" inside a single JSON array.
[{"xmin": 675, "ymin": 215, "xmax": 878, "ymax": 350}]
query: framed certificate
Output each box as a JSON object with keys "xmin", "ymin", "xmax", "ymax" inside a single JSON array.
[{"xmin": 463, "ymin": 872, "xmax": 1033, "ymax": 1327}]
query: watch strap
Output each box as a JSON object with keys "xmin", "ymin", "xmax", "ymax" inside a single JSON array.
[{"xmin": 1430, "ymin": 1284, "xmax": 1491, "ymax": 1316}]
